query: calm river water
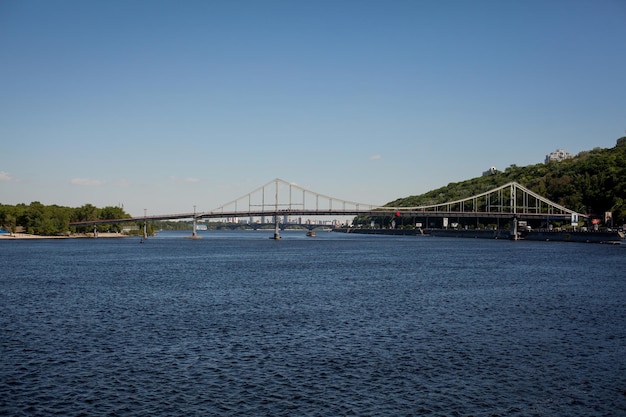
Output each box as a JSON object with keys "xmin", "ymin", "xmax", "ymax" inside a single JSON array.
[{"xmin": 1, "ymin": 230, "xmax": 625, "ymax": 416}]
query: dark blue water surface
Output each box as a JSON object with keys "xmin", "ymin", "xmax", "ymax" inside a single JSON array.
[{"xmin": 1, "ymin": 231, "xmax": 625, "ymax": 416}]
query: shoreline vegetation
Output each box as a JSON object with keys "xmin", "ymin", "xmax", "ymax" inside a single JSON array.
[{"xmin": 0, "ymin": 232, "xmax": 126, "ymax": 239}]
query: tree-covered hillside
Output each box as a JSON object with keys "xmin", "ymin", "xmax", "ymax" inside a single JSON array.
[{"xmin": 388, "ymin": 137, "xmax": 626, "ymax": 226}]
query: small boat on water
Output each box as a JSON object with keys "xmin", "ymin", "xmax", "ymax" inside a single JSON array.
[{"xmin": 306, "ymin": 230, "xmax": 316, "ymax": 237}]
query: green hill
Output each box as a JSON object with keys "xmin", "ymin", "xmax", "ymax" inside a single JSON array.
[{"xmin": 388, "ymin": 137, "xmax": 626, "ymax": 226}]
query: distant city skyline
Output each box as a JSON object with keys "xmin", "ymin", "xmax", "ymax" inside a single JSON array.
[{"xmin": 1, "ymin": 0, "xmax": 625, "ymax": 216}]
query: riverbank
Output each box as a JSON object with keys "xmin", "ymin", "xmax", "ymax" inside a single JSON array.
[
  {"xmin": 0, "ymin": 232, "xmax": 126, "ymax": 239},
  {"xmin": 333, "ymin": 228, "xmax": 624, "ymax": 243}
]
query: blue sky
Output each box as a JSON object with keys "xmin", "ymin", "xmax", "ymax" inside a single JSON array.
[{"xmin": 1, "ymin": 0, "xmax": 625, "ymax": 216}]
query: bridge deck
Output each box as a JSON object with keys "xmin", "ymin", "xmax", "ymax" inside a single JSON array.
[{"xmin": 69, "ymin": 209, "xmax": 576, "ymax": 226}]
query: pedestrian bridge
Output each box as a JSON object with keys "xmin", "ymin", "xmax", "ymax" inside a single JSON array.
[{"xmin": 70, "ymin": 178, "xmax": 586, "ymax": 238}]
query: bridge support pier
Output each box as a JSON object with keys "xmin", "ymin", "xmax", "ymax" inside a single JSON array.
[
  {"xmin": 271, "ymin": 219, "xmax": 281, "ymax": 240},
  {"xmin": 93, "ymin": 224, "xmax": 98, "ymax": 238},
  {"xmin": 510, "ymin": 217, "xmax": 518, "ymax": 240},
  {"xmin": 192, "ymin": 217, "xmax": 198, "ymax": 239},
  {"xmin": 190, "ymin": 206, "xmax": 201, "ymax": 239}
]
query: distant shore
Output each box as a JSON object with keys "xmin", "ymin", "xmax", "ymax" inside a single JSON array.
[
  {"xmin": 0, "ymin": 232, "xmax": 126, "ymax": 239},
  {"xmin": 333, "ymin": 228, "xmax": 624, "ymax": 243}
]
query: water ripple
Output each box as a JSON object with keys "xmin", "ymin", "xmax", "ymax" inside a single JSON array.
[{"xmin": 1, "ymin": 236, "xmax": 625, "ymax": 416}]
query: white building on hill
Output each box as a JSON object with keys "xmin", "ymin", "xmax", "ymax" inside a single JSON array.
[{"xmin": 545, "ymin": 149, "xmax": 573, "ymax": 164}]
